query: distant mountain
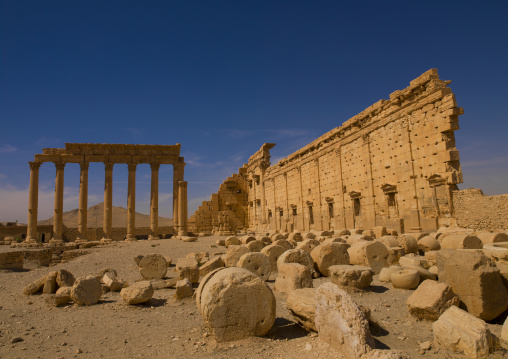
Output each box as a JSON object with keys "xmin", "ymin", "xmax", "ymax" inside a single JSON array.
[{"xmin": 38, "ymin": 202, "xmax": 173, "ymax": 228}]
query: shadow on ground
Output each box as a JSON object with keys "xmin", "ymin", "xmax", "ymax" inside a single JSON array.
[{"xmin": 267, "ymin": 317, "xmax": 309, "ymax": 340}]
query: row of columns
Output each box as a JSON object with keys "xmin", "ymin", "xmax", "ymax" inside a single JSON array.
[{"xmin": 25, "ymin": 161, "xmax": 188, "ymax": 244}]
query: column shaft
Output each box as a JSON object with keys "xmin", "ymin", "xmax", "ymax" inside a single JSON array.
[
  {"xmin": 149, "ymin": 162, "xmax": 160, "ymax": 240},
  {"xmin": 178, "ymin": 181, "xmax": 188, "ymax": 236},
  {"xmin": 26, "ymin": 161, "xmax": 42, "ymax": 242},
  {"xmin": 102, "ymin": 163, "xmax": 114, "ymax": 241},
  {"xmin": 51, "ymin": 161, "xmax": 65, "ymax": 243},
  {"xmin": 78, "ymin": 162, "xmax": 89, "ymax": 240},
  {"xmin": 126, "ymin": 163, "xmax": 137, "ymax": 240},
  {"xmin": 173, "ymin": 163, "xmax": 185, "ymax": 233}
]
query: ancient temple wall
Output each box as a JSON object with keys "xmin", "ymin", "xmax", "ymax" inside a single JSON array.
[{"xmin": 453, "ymin": 189, "xmax": 508, "ymax": 231}]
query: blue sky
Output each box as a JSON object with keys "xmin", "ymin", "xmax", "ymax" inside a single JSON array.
[{"xmin": 1, "ymin": 1, "xmax": 507, "ymax": 223}]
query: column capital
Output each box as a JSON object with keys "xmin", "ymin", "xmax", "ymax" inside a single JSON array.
[
  {"xmin": 150, "ymin": 162, "xmax": 160, "ymax": 171},
  {"xmin": 104, "ymin": 162, "xmax": 114, "ymax": 171},
  {"xmin": 29, "ymin": 161, "xmax": 42, "ymax": 170},
  {"xmin": 54, "ymin": 161, "xmax": 66, "ymax": 170},
  {"xmin": 178, "ymin": 180, "xmax": 188, "ymax": 187},
  {"xmin": 127, "ymin": 163, "xmax": 137, "ymax": 171},
  {"xmin": 174, "ymin": 162, "xmax": 186, "ymax": 169},
  {"xmin": 80, "ymin": 162, "xmax": 89, "ymax": 170}
]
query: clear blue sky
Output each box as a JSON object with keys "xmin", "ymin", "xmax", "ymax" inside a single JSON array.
[{"xmin": 1, "ymin": 1, "xmax": 507, "ymax": 222}]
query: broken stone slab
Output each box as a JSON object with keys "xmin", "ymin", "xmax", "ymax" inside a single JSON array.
[
  {"xmin": 346, "ymin": 234, "xmax": 373, "ymax": 245},
  {"xmin": 71, "ymin": 276, "xmax": 102, "ymax": 306},
  {"xmin": 286, "ymin": 288, "xmax": 317, "ymax": 332},
  {"xmin": 372, "ymin": 226, "xmax": 388, "ymax": 239},
  {"xmin": 237, "ymin": 252, "xmax": 271, "ymax": 281},
  {"xmin": 476, "ymin": 232, "xmax": 508, "ymax": 246},
  {"xmin": 175, "ymin": 278, "xmax": 194, "ymax": 299},
  {"xmin": 296, "ymin": 239, "xmax": 321, "ymax": 254},
  {"xmin": 437, "ymin": 250, "xmax": 508, "ymax": 321},
  {"xmin": 43, "ymin": 271, "xmax": 58, "ymax": 294},
  {"xmin": 225, "ymin": 236, "xmax": 241, "ymax": 247},
  {"xmin": 181, "ymin": 236, "xmax": 198, "ymax": 242},
  {"xmin": 391, "ymin": 269, "xmax": 419, "ymax": 290},
  {"xmin": 277, "ymin": 248, "xmax": 318, "ymax": 278},
  {"xmin": 245, "ymin": 239, "xmax": 265, "ymax": 252},
  {"xmin": 24, "ymin": 275, "xmax": 47, "ymax": 295},
  {"xmin": 151, "ymin": 277, "xmax": 178, "ymax": 289},
  {"xmin": 274, "ymin": 263, "xmax": 313, "ymax": 294},
  {"xmin": 272, "ymin": 239, "xmax": 293, "ymax": 250},
  {"xmin": 102, "ymin": 272, "xmax": 125, "ymax": 291},
  {"xmin": 406, "ymin": 279, "xmax": 459, "ymax": 321},
  {"xmin": 56, "ymin": 269, "xmax": 75, "ymax": 287},
  {"xmin": 379, "ymin": 266, "xmax": 402, "ymax": 282},
  {"xmin": 176, "ymin": 257, "xmax": 199, "ymax": 283},
  {"xmin": 400, "ymin": 263, "xmax": 436, "ymax": 282},
  {"xmin": 224, "ymin": 245, "xmax": 250, "ymax": 267},
  {"xmin": 397, "ymin": 235, "xmax": 418, "ymax": 254},
  {"xmin": 260, "ymin": 244, "xmax": 286, "ymax": 271},
  {"xmin": 433, "ymin": 306, "xmax": 494, "ymax": 358},
  {"xmin": 386, "ymin": 247, "xmax": 405, "ymax": 266},
  {"xmin": 54, "ymin": 286, "xmax": 72, "ymax": 307},
  {"xmin": 441, "ymin": 234, "xmax": 483, "ymax": 250},
  {"xmin": 196, "ymin": 267, "xmax": 276, "ymax": 342},
  {"xmin": 121, "ymin": 281, "xmax": 154, "ymax": 305},
  {"xmin": 315, "ymin": 282, "xmax": 375, "ymax": 359},
  {"xmin": 482, "ymin": 242, "xmax": 508, "ymax": 263},
  {"xmin": 138, "ymin": 254, "xmax": 167, "ymax": 280},
  {"xmin": 329, "ymin": 265, "xmax": 374, "ymax": 290},
  {"xmin": 310, "ymin": 242, "xmax": 350, "ymax": 277},
  {"xmin": 199, "ymin": 256, "xmax": 225, "ymax": 277},
  {"xmin": 348, "ymin": 240, "xmax": 389, "ymax": 274},
  {"xmin": 418, "ymin": 236, "xmax": 441, "ymax": 252}
]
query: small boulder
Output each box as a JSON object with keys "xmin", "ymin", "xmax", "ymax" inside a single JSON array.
[
  {"xmin": 274, "ymin": 263, "xmax": 313, "ymax": 294},
  {"xmin": 286, "ymin": 288, "xmax": 317, "ymax": 332},
  {"xmin": 329, "ymin": 265, "xmax": 373, "ymax": 289},
  {"xmin": 277, "ymin": 249, "xmax": 318, "ymax": 278},
  {"xmin": 260, "ymin": 244, "xmax": 286, "ymax": 271},
  {"xmin": 56, "ymin": 269, "xmax": 75, "ymax": 287},
  {"xmin": 175, "ymin": 278, "xmax": 194, "ymax": 299},
  {"xmin": 199, "ymin": 256, "xmax": 225, "ymax": 277},
  {"xmin": 225, "ymin": 236, "xmax": 241, "ymax": 247},
  {"xmin": 406, "ymin": 279, "xmax": 459, "ymax": 321},
  {"xmin": 311, "ymin": 242, "xmax": 350, "ymax": 276},
  {"xmin": 138, "ymin": 254, "xmax": 167, "ymax": 280},
  {"xmin": 348, "ymin": 240, "xmax": 389, "ymax": 274},
  {"xmin": 176, "ymin": 257, "xmax": 199, "ymax": 283},
  {"xmin": 43, "ymin": 271, "xmax": 58, "ymax": 294},
  {"xmin": 224, "ymin": 245, "xmax": 250, "ymax": 267},
  {"xmin": 71, "ymin": 276, "xmax": 102, "ymax": 306},
  {"xmin": 237, "ymin": 252, "xmax": 271, "ymax": 281},
  {"xmin": 246, "ymin": 240, "xmax": 265, "ymax": 252},
  {"xmin": 121, "ymin": 281, "xmax": 154, "ymax": 305},
  {"xmin": 391, "ymin": 269, "xmax": 419, "ymax": 290}
]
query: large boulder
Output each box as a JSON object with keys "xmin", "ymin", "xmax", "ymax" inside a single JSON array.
[
  {"xmin": 406, "ymin": 280, "xmax": 459, "ymax": 321},
  {"xmin": 237, "ymin": 252, "xmax": 272, "ymax": 281},
  {"xmin": 121, "ymin": 281, "xmax": 154, "ymax": 304},
  {"xmin": 315, "ymin": 283, "xmax": 375, "ymax": 359},
  {"xmin": 138, "ymin": 254, "xmax": 167, "ymax": 280},
  {"xmin": 329, "ymin": 265, "xmax": 373, "ymax": 290},
  {"xmin": 274, "ymin": 263, "xmax": 313, "ymax": 294},
  {"xmin": 286, "ymin": 288, "xmax": 317, "ymax": 332},
  {"xmin": 176, "ymin": 257, "xmax": 199, "ymax": 283},
  {"xmin": 437, "ymin": 250, "xmax": 508, "ymax": 320},
  {"xmin": 310, "ymin": 242, "xmax": 350, "ymax": 277},
  {"xmin": 24, "ymin": 275, "xmax": 47, "ymax": 295},
  {"xmin": 70, "ymin": 276, "xmax": 102, "ymax": 306},
  {"xmin": 196, "ymin": 267, "xmax": 276, "ymax": 342},
  {"xmin": 277, "ymin": 249, "xmax": 318, "ymax": 278},
  {"xmin": 56, "ymin": 269, "xmax": 75, "ymax": 287},
  {"xmin": 348, "ymin": 241, "xmax": 389, "ymax": 274}
]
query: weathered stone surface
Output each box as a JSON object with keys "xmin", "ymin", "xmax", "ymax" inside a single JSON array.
[
  {"xmin": 175, "ymin": 278, "xmax": 194, "ymax": 299},
  {"xmin": 138, "ymin": 254, "xmax": 167, "ymax": 280},
  {"xmin": 346, "ymin": 234, "xmax": 373, "ymax": 245},
  {"xmin": 257, "ymin": 236, "xmax": 271, "ymax": 245},
  {"xmin": 361, "ymin": 350, "xmax": 411, "ymax": 358},
  {"xmin": 373, "ymin": 226, "xmax": 388, "ymax": 239},
  {"xmin": 329, "ymin": 265, "xmax": 373, "ymax": 289},
  {"xmin": 310, "ymin": 242, "xmax": 350, "ymax": 277},
  {"xmin": 181, "ymin": 236, "xmax": 198, "ymax": 242},
  {"xmin": 433, "ymin": 306, "xmax": 494, "ymax": 358},
  {"xmin": 379, "ymin": 266, "xmax": 402, "ymax": 282},
  {"xmin": 225, "ymin": 236, "xmax": 241, "ymax": 247},
  {"xmin": 437, "ymin": 250, "xmax": 508, "ymax": 320},
  {"xmin": 102, "ymin": 272, "xmax": 125, "ymax": 291},
  {"xmin": 246, "ymin": 239, "xmax": 265, "ymax": 252},
  {"xmin": 186, "ymin": 251, "xmax": 209, "ymax": 265},
  {"xmin": 418, "ymin": 236, "xmax": 441, "ymax": 252},
  {"xmin": 54, "ymin": 286, "xmax": 72, "ymax": 306},
  {"xmin": 334, "ymin": 229, "xmax": 351, "ymax": 236},
  {"xmin": 476, "ymin": 232, "xmax": 508, "ymax": 245},
  {"xmin": 151, "ymin": 277, "xmax": 178, "ymax": 290},
  {"xmin": 315, "ymin": 283, "xmax": 374, "ymax": 359},
  {"xmin": 176, "ymin": 257, "xmax": 199, "ymax": 283},
  {"xmin": 406, "ymin": 279, "xmax": 459, "ymax": 321},
  {"xmin": 272, "ymin": 239, "xmax": 293, "ymax": 250},
  {"xmin": 348, "ymin": 240, "xmax": 389, "ymax": 274},
  {"xmin": 199, "ymin": 256, "xmax": 225, "ymax": 277},
  {"xmin": 386, "ymin": 247, "xmax": 405, "ymax": 266},
  {"xmin": 56, "ymin": 269, "xmax": 75, "ymax": 287},
  {"xmin": 196, "ymin": 267, "xmax": 276, "ymax": 342},
  {"xmin": 274, "ymin": 263, "xmax": 313, "ymax": 294},
  {"xmin": 43, "ymin": 271, "xmax": 58, "ymax": 294},
  {"xmin": 121, "ymin": 281, "xmax": 154, "ymax": 304},
  {"xmin": 391, "ymin": 270, "xmax": 419, "ymax": 290},
  {"xmin": 71, "ymin": 276, "xmax": 102, "ymax": 306},
  {"xmin": 260, "ymin": 244, "xmax": 286, "ymax": 270},
  {"xmin": 296, "ymin": 239, "xmax": 320, "ymax": 254},
  {"xmin": 24, "ymin": 275, "xmax": 46, "ymax": 295},
  {"xmin": 240, "ymin": 235, "xmax": 256, "ymax": 244},
  {"xmin": 501, "ymin": 316, "xmax": 508, "ymax": 343},
  {"xmin": 237, "ymin": 252, "xmax": 271, "ymax": 281},
  {"xmin": 441, "ymin": 234, "xmax": 483, "ymax": 250},
  {"xmin": 398, "ymin": 235, "xmax": 418, "ymax": 254},
  {"xmin": 286, "ymin": 288, "xmax": 317, "ymax": 332},
  {"xmin": 224, "ymin": 245, "xmax": 250, "ymax": 267},
  {"xmin": 378, "ymin": 235, "xmax": 399, "ymax": 248},
  {"xmin": 288, "ymin": 232, "xmax": 303, "ymax": 243},
  {"xmin": 134, "ymin": 255, "xmax": 144, "ymax": 265},
  {"xmin": 277, "ymin": 248, "xmax": 317, "ymax": 278},
  {"xmin": 400, "ymin": 263, "xmax": 436, "ymax": 282}
]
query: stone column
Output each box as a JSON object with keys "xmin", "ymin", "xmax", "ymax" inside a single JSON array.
[
  {"xmin": 77, "ymin": 162, "xmax": 89, "ymax": 241},
  {"xmin": 50, "ymin": 161, "xmax": 66, "ymax": 244},
  {"xmin": 178, "ymin": 180, "xmax": 188, "ymax": 236},
  {"xmin": 173, "ymin": 163, "xmax": 185, "ymax": 233},
  {"xmin": 149, "ymin": 162, "xmax": 160, "ymax": 240},
  {"xmin": 126, "ymin": 163, "xmax": 137, "ymax": 241},
  {"xmin": 25, "ymin": 161, "xmax": 42, "ymax": 243},
  {"xmin": 102, "ymin": 162, "xmax": 114, "ymax": 241}
]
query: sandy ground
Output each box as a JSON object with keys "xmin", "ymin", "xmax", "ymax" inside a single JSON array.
[{"xmin": 1, "ymin": 236, "xmax": 507, "ymax": 359}]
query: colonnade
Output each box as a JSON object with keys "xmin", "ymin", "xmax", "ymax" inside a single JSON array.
[{"xmin": 25, "ymin": 154, "xmax": 187, "ymax": 244}]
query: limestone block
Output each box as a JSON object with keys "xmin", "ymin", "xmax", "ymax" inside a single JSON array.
[
  {"xmin": 260, "ymin": 244, "xmax": 286, "ymax": 270},
  {"xmin": 310, "ymin": 242, "xmax": 350, "ymax": 276},
  {"xmin": 373, "ymin": 226, "xmax": 388, "ymax": 238},
  {"xmin": 245, "ymin": 239, "xmax": 265, "ymax": 252},
  {"xmin": 97, "ymin": 268, "xmax": 118, "ymax": 282},
  {"xmin": 199, "ymin": 256, "xmax": 225, "ymax": 277},
  {"xmin": 433, "ymin": 306, "xmax": 494, "ymax": 358},
  {"xmin": 181, "ymin": 236, "xmax": 197, "ymax": 242},
  {"xmin": 501, "ymin": 316, "xmax": 508, "ymax": 343},
  {"xmin": 363, "ymin": 229, "xmax": 376, "ymax": 239},
  {"xmin": 406, "ymin": 280, "xmax": 459, "ymax": 321},
  {"xmin": 277, "ymin": 248, "xmax": 318, "ymax": 278},
  {"xmin": 379, "ymin": 266, "xmax": 402, "ymax": 282},
  {"xmin": 482, "ymin": 242, "xmax": 508, "ymax": 263},
  {"xmin": 196, "ymin": 267, "xmax": 276, "ymax": 342},
  {"xmin": 321, "ymin": 237, "xmax": 346, "ymax": 245},
  {"xmin": 225, "ymin": 236, "xmax": 241, "ymax": 247},
  {"xmin": 361, "ymin": 350, "xmax": 411, "ymax": 358},
  {"xmin": 257, "ymin": 236, "xmax": 271, "ymax": 245},
  {"xmin": 347, "ymin": 234, "xmax": 373, "ymax": 245},
  {"xmin": 272, "ymin": 239, "xmax": 293, "ymax": 250},
  {"xmin": 240, "ymin": 235, "xmax": 256, "ymax": 244},
  {"xmin": 411, "ymin": 232, "xmax": 429, "ymax": 240},
  {"xmin": 476, "ymin": 232, "xmax": 508, "ymax": 245},
  {"xmin": 348, "ymin": 240, "xmax": 389, "ymax": 274},
  {"xmin": 387, "ymin": 247, "xmax": 405, "ymax": 266},
  {"xmin": 400, "ymin": 263, "xmax": 436, "ymax": 282},
  {"xmin": 418, "ymin": 236, "xmax": 441, "ymax": 252},
  {"xmin": 441, "ymin": 234, "xmax": 483, "ymax": 250},
  {"xmin": 288, "ymin": 232, "xmax": 303, "ymax": 242},
  {"xmin": 43, "ymin": 271, "xmax": 58, "ymax": 294},
  {"xmin": 303, "ymin": 232, "xmax": 316, "ymax": 239},
  {"xmin": 216, "ymin": 239, "xmax": 226, "ymax": 246},
  {"xmin": 120, "ymin": 281, "xmax": 154, "ymax": 305},
  {"xmin": 175, "ymin": 278, "xmax": 194, "ymax": 300},
  {"xmin": 56, "ymin": 269, "xmax": 75, "ymax": 287},
  {"xmin": 71, "ymin": 276, "xmax": 102, "ymax": 306},
  {"xmin": 399, "ymin": 255, "xmax": 426, "ymax": 268},
  {"xmin": 274, "ymin": 263, "xmax": 313, "ymax": 294},
  {"xmin": 429, "ymin": 266, "xmax": 439, "ymax": 276},
  {"xmin": 237, "ymin": 252, "xmax": 271, "ymax": 281},
  {"xmin": 286, "ymin": 288, "xmax": 317, "ymax": 332},
  {"xmin": 186, "ymin": 251, "xmax": 209, "ymax": 265},
  {"xmin": 329, "ymin": 265, "xmax": 374, "ymax": 289},
  {"xmin": 424, "ymin": 251, "xmax": 438, "ymax": 267},
  {"xmin": 271, "ymin": 233, "xmax": 285, "ymax": 242},
  {"xmin": 102, "ymin": 272, "xmax": 125, "ymax": 291},
  {"xmin": 54, "ymin": 286, "xmax": 72, "ymax": 306},
  {"xmin": 224, "ymin": 245, "xmax": 250, "ymax": 267},
  {"xmin": 315, "ymin": 283, "xmax": 374, "ymax": 359},
  {"xmin": 437, "ymin": 250, "xmax": 508, "ymax": 320},
  {"xmin": 398, "ymin": 235, "xmax": 418, "ymax": 254},
  {"xmin": 138, "ymin": 254, "xmax": 168, "ymax": 280},
  {"xmin": 151, "ymin": 277, "xmax": 178, "ymax": 290},
  {"xmin": 391, "ymin": 270, "xmax": 420, "ymax": 290},
  {"xmin": 296, "ymin": 239, "xmax": 321, "ymax": 254},
  {"xmin": 334, "ymin": 228, "xmax": 351, "ymax": 236},
  {"xmin": 176, "ymin": 257, "xmax": 199, "ymax": 283},
  {"xmin": 24, "ymin": 275, "xmax": 47, "ymax": 295},
  {"xmin": 378, "ymin": 235, "xmax": 399, "ymax": 248}
]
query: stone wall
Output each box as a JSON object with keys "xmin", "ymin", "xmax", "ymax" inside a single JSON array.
[
  {"xmin": 453, "ymin": 188, "xmax": 508, "ymax": 230},
  {"xmin": 62, "ymin": 226, "xmax": 175, "ymax": 242}
]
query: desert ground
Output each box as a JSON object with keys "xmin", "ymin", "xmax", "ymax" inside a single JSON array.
[{"xmin": 1, "ymin": 236, "xmax": 507, "ymax": 359}]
